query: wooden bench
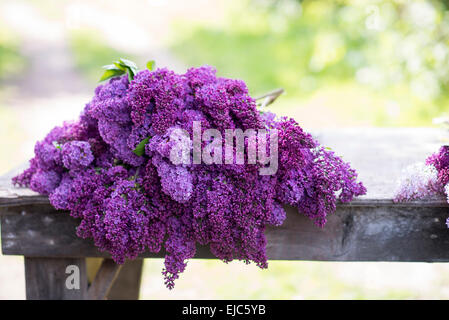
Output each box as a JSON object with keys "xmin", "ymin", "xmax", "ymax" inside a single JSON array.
[{"xmin": 1, "ymin": 128, "xmax": 448, "ymax": 299}]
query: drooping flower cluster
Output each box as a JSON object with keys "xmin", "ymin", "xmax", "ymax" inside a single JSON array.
[{"xmin": 13, "ymin": 65, "xmax": 366, "ymax": 289}]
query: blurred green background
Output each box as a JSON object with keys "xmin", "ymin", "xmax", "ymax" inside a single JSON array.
[
  {"xmin": 1, "ymin": 0, "xmax": 449, "ymax": 299},
  {"xmin": 171, "ymin": 0, "xmax": 449, "ymax": 127}
]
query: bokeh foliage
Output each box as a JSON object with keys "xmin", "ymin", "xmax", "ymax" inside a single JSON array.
[
  {"xmin": 69, "ymin": 29, "xmax": 135, "ymax": 83},
  {"xmin": 0, "ymin": 22, "xmax": 25, "ymax": 81},
  {"xmin": 171, "ymin": 0, "xmax": 449, "ymax": 126}
]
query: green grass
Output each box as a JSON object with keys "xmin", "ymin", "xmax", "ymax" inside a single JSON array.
[{"xmin": 69, "ymin": 29, "xmax": 136, "ymax": 83}]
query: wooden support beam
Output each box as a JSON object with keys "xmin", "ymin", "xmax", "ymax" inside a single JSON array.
[
  {"xmin": 3, "ymin": 205, "xmax": 449, "ymax": 262},
  {"xmin": 24, "ymin": 257, "xmax": 87, "ymax": 300},
  {"xmin": 87, "ymin": 259, "xmax": 122, "ymax": 300},
  {"xmin": 107, "ymin": 259, "xmax": 143, "ymax": 300}
]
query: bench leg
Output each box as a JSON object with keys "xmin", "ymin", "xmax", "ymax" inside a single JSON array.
[
  {"xmin": 107, "ymin": 259, "xmax": 143, "ymax": 300},
  {"xmin": 24, "ymin": 257, "xmax": 88, "ymax": 300}
]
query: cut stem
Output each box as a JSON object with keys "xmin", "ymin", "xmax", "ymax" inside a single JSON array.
[{"xmin": 255, "ymin": 88, "xmax": 285, "ymax": 108}]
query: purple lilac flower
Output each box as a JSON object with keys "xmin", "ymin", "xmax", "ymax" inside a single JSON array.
[
  {"xmin": 13, "ymin": 65, "xmax": 366, "ymax": 289},
  {"xmin": 49, "ymin": 173, "xmax": 72, "ymax": 210},
  {"xmin": 62, "ymin": 141, "xmax": 94, "ymax": 169},
  {"xmin": 152, "ymin": 154, "xmax": 193, "ymax": 203},
  {"xmin": 30, "ymin": 169, "xmax": 61, "ymax": 195},
  {"xmin": 426, "ymin": 146, "xmax": 449, "ymax": 186}
]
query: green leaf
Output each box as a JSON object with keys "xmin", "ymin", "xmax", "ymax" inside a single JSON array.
[
  {"xmin": 102, "ymin": 64, "xmax": 116, "ymax": 70},
  {"xmin": 125, "ymin": 68, "xmax": 135, "ymax": 82},
  {"xmin": 146, "ymin": 60, "xmax": 155, "ymax": 71},
  {"xmin": 52, "ymin": 141, "xmax": 62, "ymax": 150},
  {"xmin": 133, "ymin": 136, "xmax": 151, "ymax": 156},
  {"xmin": 115, "ymin": 63, "xmax": 133, "ymax": 81},
  {"xmin": 99, "ymin": 58, "xmax": 139, "ymax": 82},
  {"xmin": 112, "ymin": 62, "xmax": 127, "ymax": 71},
  {"xmin": 99, "ymin": 67, "xmax": 125, "ymax": 82},
  {"xmin": 119, "ymin": 58, "xmax": 138, "ymax": 71},
  {"xmin": 118, "ymin": 58, "xmax": 138, "ymax": 81}
]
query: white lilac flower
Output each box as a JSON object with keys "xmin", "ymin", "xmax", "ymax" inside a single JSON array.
[{"xmin": 394, "ymin": 162, "xmax": 442, "ymax": 202}]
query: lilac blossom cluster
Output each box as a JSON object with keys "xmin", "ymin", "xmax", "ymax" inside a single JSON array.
[
  {"xmin": 13, "ymin": 65, "xmax": 366, "ymax": 289},
  {"xmin": 394, "ymin": 146, "xmax": 449, "ymax": 227},
  {"xmin": 394, "ymin": 146, "xmax": 449, "ymax": 203},
  {"xmin": 393, "ymin": 162, "xmax": 441, "ymax": 202}
]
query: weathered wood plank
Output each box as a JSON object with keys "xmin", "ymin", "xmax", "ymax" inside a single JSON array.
[
  {"xmin": 2, "ymin": 128, "xmax": 449, "ymax": 262},
  {"xmin": 3, "ymin": 205, "xmax": 449, "ymax": 262},
  {"xmin": 87, "ymin": 259, "xmax": 122, "ymax": 300},
  {"xmin": 1, "ymin": 128, "xmax": 447, "ymax": 209},
  {"xmin": 0, "ymin": 164, "xmax": 49, "ymax": 208},
  {"xmin": 0, "ymin": 205, "xmax": 213, "ymax": 258},
  {"xmin": 24, "ymin": 257, "xmax": 87, "ymax": 300},
  {"xmin": 107, "ymin": 259, "xmax": 143, "ymax": 300}
]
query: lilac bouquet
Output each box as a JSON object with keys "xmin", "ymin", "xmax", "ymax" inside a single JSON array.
[
  {"xmin": 13, "ymin": 60, "xmax": 366, "ymax": 289},
  {"xmin": 394, "ymin": 146, "xmax": 449, "ymax": 204}
]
